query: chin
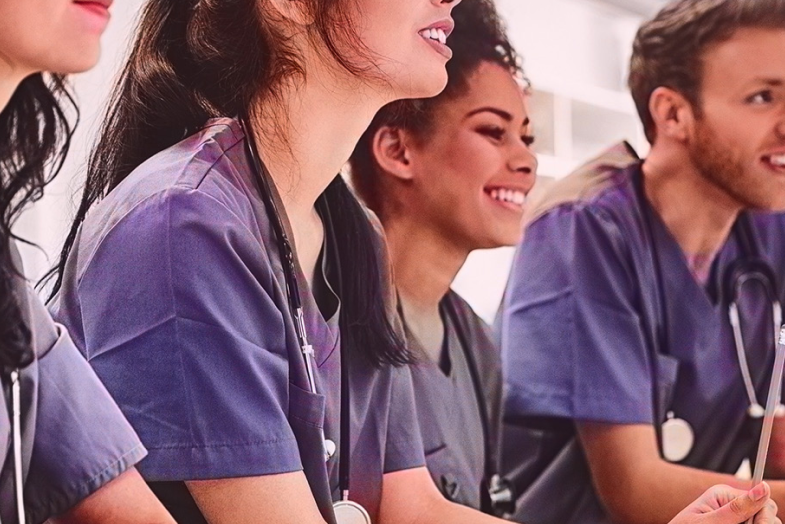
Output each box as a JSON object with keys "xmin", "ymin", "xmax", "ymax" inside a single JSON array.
[
  {"xmin": 51, "ymin": 45, "xmax": 101, "ymax": 75},
  {"xmin": 397, "ymin": 68, "xmax": 448, "ymax": 99}
]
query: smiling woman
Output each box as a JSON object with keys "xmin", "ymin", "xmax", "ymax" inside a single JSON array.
[
  {"xmin": 0, "ymin": 0, "xmax": 174, "ymax": 523},
  {"xmin": 348, "ymin": 0, "xmax": 535, "ymax": 512}
]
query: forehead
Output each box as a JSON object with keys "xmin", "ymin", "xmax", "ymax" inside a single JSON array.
[
  {"xmin": 445, "ymin": 61, "xmax": 528, "ymax": 118},
  {"xmin": 701, "ymin": 28, "xmax": 785, "ymax": 94}
]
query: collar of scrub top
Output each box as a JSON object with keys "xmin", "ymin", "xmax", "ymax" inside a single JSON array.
[
  {"xmin": 633, "ymin": 163, "xmax": 785, "ymax": 424},
  {"xmin": 239, "ymin": 116, "xmax": 356, "ymax": 508}
]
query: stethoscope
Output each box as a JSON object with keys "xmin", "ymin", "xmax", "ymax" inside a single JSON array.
[
  {"xmin": 4, "ymin": 369, "xmax": 27, "ymax": 524},
  {"xmin": 240, "ymin": 118, "xmax": 371, "ymax": 524},
  {"xmin": 633, "ymin": 163, "xmax": 784, "ymax": 464}
]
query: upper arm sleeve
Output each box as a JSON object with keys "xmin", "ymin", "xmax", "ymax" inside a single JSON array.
[
  {"xmin": 501, "ymin": 206, "xmax": 655, "ymax": 424},
  {"xmin": 76, "ymin": 188, "xmax": 302, "ymax": 481},
  {"xmin": 383, "ymin": 365, "xmax": 426, "ymax": 474},
  {"xmin": 24, "ymin": 294, "xmax": 146, "ymax": 524}
]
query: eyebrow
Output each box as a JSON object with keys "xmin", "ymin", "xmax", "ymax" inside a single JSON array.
[
  {"xmin": 465, "ymin": 107, "xmax": 530, "ymax": 127},
  {"xmin": 753, "ymin": 78, "xmax": 785, "ymax": 87}
]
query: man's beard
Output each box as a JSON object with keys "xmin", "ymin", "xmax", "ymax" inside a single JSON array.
[{"xmin": 689, "ymin": 119, "xmax": 767, "ymax": 210}]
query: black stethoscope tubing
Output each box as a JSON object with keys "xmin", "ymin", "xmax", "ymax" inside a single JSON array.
[
  {"xmin": 239, "ymin": 117, "xmax": 353, "ymax": 501},
  {"xmin": 440, "ymin": 298, "xmax": 497, "ymax": 510}
]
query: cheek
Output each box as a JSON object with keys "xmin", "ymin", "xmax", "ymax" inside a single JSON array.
[
  {"xmin": 0, "ymin": 3, "xmax": 102, "ymax": 74},
  {"xmin": 444, "ymin": 137, "xmax": 504, "ymax": 186}
]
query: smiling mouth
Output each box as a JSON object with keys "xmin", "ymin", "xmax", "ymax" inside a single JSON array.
[
  {"xmin": 419, "ymin": 28, "xmax": 448, "ymax": 45},
  {"xmin": 763, "ymin": 153, "xmax": 785, "ymax": 171},
  {"xmin": 486, "ymin": 187, "xmax": 527, "ymax": 210}
]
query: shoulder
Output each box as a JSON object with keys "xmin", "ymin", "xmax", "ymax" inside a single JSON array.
[
  {"xmin": 526, "ymin": 141, "xmax": 641, "ymax": 233},
  {"xmin": 75, "ymin": 120, "xmax": 264, "ymax": 280}
]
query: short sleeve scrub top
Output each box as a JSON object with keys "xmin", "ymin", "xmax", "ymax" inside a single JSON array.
[
  {"xmin": 50, "ymin": 118, "xmax": 426, "ymax": 524},
  {"xmin": 1, "ymin": 243, "xmax": 145, "ymax": 524}
]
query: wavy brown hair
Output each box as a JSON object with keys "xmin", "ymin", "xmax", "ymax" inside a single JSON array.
[
  {"xmin": 1, "ymin": 73, "xmax": 75, "ymax": 375},
  {"xmin": 50, "ymin": 0, "xmax": 411, "ymax": 367},
  {"xmin": 630, "ymin": 0, "xmax": 785, "ymax": 143}
]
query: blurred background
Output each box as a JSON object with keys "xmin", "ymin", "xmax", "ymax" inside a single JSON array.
[{"xmin": 14, "ymin": 0, "xmax": 668, "ymax": 321}]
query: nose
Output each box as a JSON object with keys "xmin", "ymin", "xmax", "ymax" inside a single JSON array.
[
  {"xmin": 508, "ymin": 144, "xmax": 538, "ymax": 182},
  {"xmin": 777, "ymin": 117, "xmax": 785, "ymax": 141},
  {"xmin": 433, "ymin": 0, "xmax": 461, "ymax": 6}
]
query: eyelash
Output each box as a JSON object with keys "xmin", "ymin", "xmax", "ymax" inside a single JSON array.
[
  {"xmin": 478, "ymin": 127, "xmax": 536, "ymax": 146},
  {"xmin": 746, "ymin": 90, "xmax": 774, "ymax": 105}
]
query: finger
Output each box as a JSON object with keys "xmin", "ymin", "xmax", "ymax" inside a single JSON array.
[
  {"xmin": 712, "ymin": 482, "xmax": 770, "ymax": 522},
  {"xmin": 753, "ymin": 499, "xmax": 779, "ymax": 524}
]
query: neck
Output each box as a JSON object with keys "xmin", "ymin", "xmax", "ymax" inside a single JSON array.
[
  {"xmin": 386, "ymin": 215, "xmax": 469, "ymax": 322},
  {"xmin": 250, "ymin": 68, "xmax": 385, "ymax": 226},
  {"xmin": 642, "ymin": 146, "xmax": 741, "ymax": 262},
  {"xmin": 0, "ymin": 65, "xmax": 26, "ymax": 114}
]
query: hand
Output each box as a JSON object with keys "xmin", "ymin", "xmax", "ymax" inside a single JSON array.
[{"xmin": 669, "ymin": 483, "xmax": 780, "ymax": 524}]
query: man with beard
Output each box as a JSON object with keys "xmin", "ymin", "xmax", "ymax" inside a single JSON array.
[{"xmin": 498, "ymin": 0, "xmax": 785, "ymax": 522}]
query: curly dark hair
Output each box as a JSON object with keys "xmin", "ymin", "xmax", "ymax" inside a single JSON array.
[
  {"xmin": 348, "ymin": 0, "xmax": 524, "ymax": 218},
  {"xmin": 1, "ymin": 73, "xmax": 76, "ymax": 375},
  {"xmin": 630, "ymin": 0, "xmax": 785, "ymax": 143}
]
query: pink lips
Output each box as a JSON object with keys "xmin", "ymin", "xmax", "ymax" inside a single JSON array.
[{"xmin": 72, "ymin": 0, "xmax": 112, "ymax": 32}]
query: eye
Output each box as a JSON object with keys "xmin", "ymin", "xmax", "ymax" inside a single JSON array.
[
  {"xmin": 522, "ymin": 135, "xmax": 536, "ymax": 147},
  {"xmin": 746, "ymin": 90, "xmax": 774, "ymax": 105},
  {"xmin": 477, "ymin": 126, "xmax": 505, "ymax": 141}
]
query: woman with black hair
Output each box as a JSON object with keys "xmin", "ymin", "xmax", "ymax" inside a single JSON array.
[
  {"xmin": 348, "ymin": 1, "xmax": 781, "ymax": 523},
  {"xmin": 45, "ymin": 0, "xmax": 532, "ymax": 522},
  {"xmin": 0, "ymin": 1, "xmax": 176, "ymax": 523}
]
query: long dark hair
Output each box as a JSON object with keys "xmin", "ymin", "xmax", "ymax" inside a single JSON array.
[
  {"xmin": 50, "ymin": 0, "xmax": 410, "ymax": 367},
  {"xmin": 1, "ymin": 73, "xmax": 75, "ymax": 374}
]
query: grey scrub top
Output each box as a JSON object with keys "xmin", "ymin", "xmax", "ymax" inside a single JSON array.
[
  {"xmin": 405, "ymin": 290, "xmax": 502, "ymax": 511},
  {"xmin": 50, "ymin": 118, "xmax": 426, "ymax": 523},
  {"xmin": 0, "ymin": 242, "xmax": 146, "ymax": 524},
  {"xmin": 499, "ymin": 143, "xmax": 785, "ymax": 522}
]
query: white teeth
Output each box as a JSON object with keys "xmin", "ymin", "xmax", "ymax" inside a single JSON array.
[
  {"xmin": 487, "ymin": 188, "xmax": 527, "ymax": 208},
  {"xmin": 770, "ymin": 154, "xmax": 785, "ymax": 167},
  {"xmin": 420, "ymin": 28, "xmax": 447, "ymax": 45}
]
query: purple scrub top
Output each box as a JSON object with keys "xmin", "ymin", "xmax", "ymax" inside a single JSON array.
[
  {"xmin": 499, "ymin": 144, "xmax": 785, "ymax": 522},
  {"xmin": 50, "ymin": 118, "xmax": 425, "ymax": 523},
  {"xmin": 406, "ymin": 290, "xmax": 501, "ymax": 511},
  {"xmin": 0, "ymin": 243, "xmax": 145, "ymax": 524}
]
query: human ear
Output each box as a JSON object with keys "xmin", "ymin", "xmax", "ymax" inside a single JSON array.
[
  {"xmin": 267, "ymin": 0, "xmax": 313, "ymax": 26},
  {"xmin": 372, "ymin": 126, "xmax": 415, "ymax": 182},
  {"xmin": 649, "ymin": 86, "xmax": 693, "ymax": 142}
]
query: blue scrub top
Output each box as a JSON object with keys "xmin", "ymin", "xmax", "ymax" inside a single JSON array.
[
  {"xmin": 501, "ymin": 147, "xmax": 785, "ymax": 478},
  {"xmin": 50, "ymin": 118, "xmax": 425, "ymax": 522},
  {"xmin": 0, "ymin": 243, "xmax": 146, "ymax": 524}
]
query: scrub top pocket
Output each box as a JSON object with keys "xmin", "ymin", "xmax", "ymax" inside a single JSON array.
[{"xmin": 288, "ymin": 382, "xmax": 336, "ymax": 524}]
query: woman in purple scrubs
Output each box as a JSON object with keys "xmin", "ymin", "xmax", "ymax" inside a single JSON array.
[
  {"xmin": 0, "ymin": 0, "xmax": 176, "ymax": 523},
  {"xmin": 349, "ymin": 0, "xmax": 532, "ymax": 512},
  {"xmin": 47, "ymin": 0, "xmax": 526, "ymax": 522}
]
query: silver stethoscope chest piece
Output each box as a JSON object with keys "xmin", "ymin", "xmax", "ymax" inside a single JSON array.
[
  {"xmin": 333, "ymin": 500, "xmax": 372, "ymax": 524},
  {"xmin": 662, "ymin": 411, "xmax": 694, "ymax": 463}
]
